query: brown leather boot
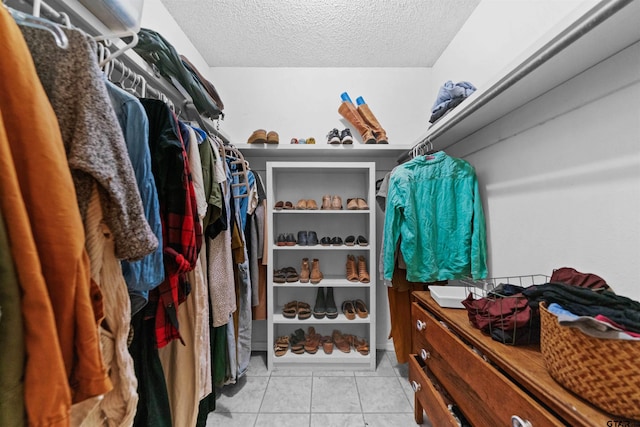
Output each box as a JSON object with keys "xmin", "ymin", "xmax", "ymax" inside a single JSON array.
[
  {"xmin": 310, "ymin": 258, "xmax": 323, "ymax": 284},
  {"xmin": 357, "ymin": 256, "xmax": 370, "ymax": 283},
  {"xmin": 346, "ymin": 254, "xmax": 358, "ymax": 282},
  {"xmin": 356, "ymin": 103, "xmax": 388, "ymax": 144},
  {"xmin": 338, "ymin": 102, "xmax": 376, "ymax": 144},
  {"xmin": 300, "ymin": 258, "xmax": 310, "ymax": 283}
]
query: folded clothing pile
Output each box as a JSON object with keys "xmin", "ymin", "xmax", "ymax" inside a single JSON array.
[{"xmin": 430, "ymin": 80, "xmax": 476, "ymax": 124}]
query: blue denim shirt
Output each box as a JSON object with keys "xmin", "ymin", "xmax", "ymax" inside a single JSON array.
[
  {"xmin": 431, "ymin": 80, "xmax": 477, "ymax": 115},
  {"xmin": 106, "ymin": 82, "xmax": 164, "ymax": 312}
]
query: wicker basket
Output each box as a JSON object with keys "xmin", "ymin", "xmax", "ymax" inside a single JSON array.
[{"xmin": 540, "ymin": 302, "xmax": 640, "ymax": 420}]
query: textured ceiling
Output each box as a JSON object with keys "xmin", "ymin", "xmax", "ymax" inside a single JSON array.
[{"xmin": 159, "ymin": 0, "xmax": 480, "ymax": 67}]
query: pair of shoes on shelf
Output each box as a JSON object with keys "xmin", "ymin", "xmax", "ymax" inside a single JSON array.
[
  {"xmin": 297, "ymin": 230, "xmax": 319, "ymax": 246},
  {"xmin": 283, "ymin": 301, "xmax": 311, "ymax": 320},
  {"xmin": 346, "ymin": 255, "xmax": 370, "ymax": 283},
  {"xmin": 248, "ymin": 129, "xmax": 279, "ymax": 144},
  {"xmin": 274, "ymin": 200, "xmax": 294, "ymax": 210},
  {"xmin": 300, "ymin": 258, "xmax": 323, "ymax": 284},
  {"xmin": 321, "ymin": 195, "xmax": 342, "ymax": 210},
  {"xmin": 326, "ymin": 128, "xmax": 354, "ymax": 144},
  {"xmin": 338, "ymin": 93, "xmax": 388, "ymax": 144},
  {"xmin": 344, "ymin": 235, "xmax": 368, "ymax": 246},
  {"xmin": 313, "ymin": 287, "xmax": 338, "ymax": 319},
  {"xmin": 320, "ymin": 236, "xmax": 343, "ymax": 246},
  {"xmin": 331, "ymin": 330, "xmax": 370, "ymax": 355},
  {"xmin": 346, "ymin": 198, "xmax": 369, "ymax": 210},
  {"xmin": 290, "ymin": 137, "xmax": 316, "ymax": 144},
  {"xmin": 295, "ymin": 199, "xmax": 318, "ymax": 209},
  {"xmin": 341, "ymin": 299, "xmax": 369, "ymax": 320},
  {"xmin": 274, "ymin": 267, "xmax": 299, "ymax": 283},
  {"xmin": 276, "ymin": 233, "xmax": 296, "ymax": 246}
]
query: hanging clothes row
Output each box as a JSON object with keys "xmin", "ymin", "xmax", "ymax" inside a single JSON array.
[
  {"xmin": 0, "ymin": 7, "xmax": 267, "ymax": 427},
  {"xmin": 377, "ymin": 150, "xmax": 488, "ymax": 364}
]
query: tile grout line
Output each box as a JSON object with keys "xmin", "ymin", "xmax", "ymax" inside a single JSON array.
[{"xmin": 253, "ymin": 369, "xmax": 273, "ymax": 427}]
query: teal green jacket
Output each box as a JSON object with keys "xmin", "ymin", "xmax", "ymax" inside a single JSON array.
[{"xmin": 383, "ymin": 151, "xmax": 487, "ymax": 282}]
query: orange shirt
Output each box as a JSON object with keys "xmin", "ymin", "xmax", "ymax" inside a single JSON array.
[{"xmin": 0, "ymin": 7, "xmax": 111, "ymax": 425}]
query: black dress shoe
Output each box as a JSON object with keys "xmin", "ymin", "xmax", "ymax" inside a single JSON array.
[
  {"xmin": 320, "ymin": 236, "xmax": 331, "ymax": 246},
  {"xmin": 285, "ymin": 233, "xmax": 297, "ymax": 246},
  {"xmin": 330, "ymin": 236, "xmax": 343, "ymax": 246}
]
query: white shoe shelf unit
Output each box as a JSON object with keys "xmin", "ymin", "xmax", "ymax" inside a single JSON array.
[{"xmin": 266, "ymin": 161, "xmax": 376, "ymax": 372}]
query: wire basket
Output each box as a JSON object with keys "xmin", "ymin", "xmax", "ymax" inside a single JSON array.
[{"xmin": 461, "ymin": 275, "xmax": 550, "ymax": 345}]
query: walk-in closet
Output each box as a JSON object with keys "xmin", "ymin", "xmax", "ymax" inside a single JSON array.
[{"xmin": 1, "ymin": 0, "xmax": 639, "ymax": 426}]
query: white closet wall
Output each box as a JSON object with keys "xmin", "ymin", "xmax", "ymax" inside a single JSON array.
[
  {"xmin": 140, "ymin": 0, "xmax": 209, "ymax": 73},
  {"xmin": 451, "ymin": 40, "xmax": 640, "ymax": 300},
  {"xmin": 209, "ymin": 67, "xmax": 431, "ymax": 145},
  {"xmin": 430, "ymin": 0, "xmax": 601, "ymax": 98}
]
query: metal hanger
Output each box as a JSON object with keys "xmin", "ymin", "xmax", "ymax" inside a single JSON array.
[{"xmin": 5, "ymin": 5, "xmax": 68, "ymax": 49}]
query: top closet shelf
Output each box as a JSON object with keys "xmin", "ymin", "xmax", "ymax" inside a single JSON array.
[
  {"xmin": 235, "ymin": 143, "xmax": 413, "ymax": 158},
  {"xmin": 411, "ymin": 0, "xmax": 640, "ymax": 159}
]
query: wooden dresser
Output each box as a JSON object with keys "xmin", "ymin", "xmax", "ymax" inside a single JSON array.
[{"xmin": 409, "ymin": 290, "xmax": 614, "ymax": 427}]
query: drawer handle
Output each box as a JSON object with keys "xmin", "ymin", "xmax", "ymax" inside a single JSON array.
[
  {"xmin": 411, "ymin": 380, "xmax": 421, "ymax": 392},
  {"xmin": 420, "ymin": 349, "xmax": 431, "ymax": 360},
  {"xmin": 416, "ymin": 319, "xmax": 426, "ymax": 331},
  {"xmin": 511, "ymin": 415, "xmax": 532, "ymax": 427}
]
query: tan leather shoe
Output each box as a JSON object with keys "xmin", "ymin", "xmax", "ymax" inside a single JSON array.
[
  {"xmin": 356, "ymin": 198, "xmax": 369, "ymax": 210},
  {"xmin": 266, "ymin": 130, "xmax": 279, "ymax": 144},
  {"xmin": 346, "ymin": 198, "xmax": 359, "ymax": 210},
  {"xmin": 346, "ymin": 254, "xmax": 358, "ymax": 282},
  {"xmin": 331, "ymin": 195, "xmax": 342, "ymax": 210},
  {"xmin": 306, "ymin": 199, "xmax": 318, "ymax": 210},
  {"xmin": 354, "ymin": 299, "xmax": 369, "ymax": 318},
  {"xmin": 357, "ymin": 256, "xmax": 370, "ymax": 283},
  {"xmin": 310, "ymin": 258, "xmax": 323, "ymax": 284},
  {"xmin": 300, "ymin": 258, "xmax": 310, "ymax": 283},
  {"xmin": 247, "ymin": 129, "xmax": 267, "ymax": 144},
  {"xmin": 295, "ymin": 199, "xmax": 308, "ymax": 210}
]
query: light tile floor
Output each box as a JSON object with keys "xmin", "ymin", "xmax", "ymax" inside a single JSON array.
[{"xmin": 206, "ymin": 350, "xmax": 432, "ymax": 427}]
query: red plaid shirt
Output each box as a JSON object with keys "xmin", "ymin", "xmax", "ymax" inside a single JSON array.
[{"xmin": 142, "ymin": 100, "xmax": 202, "ymax": 347}]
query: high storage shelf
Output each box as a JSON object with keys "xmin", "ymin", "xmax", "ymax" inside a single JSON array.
[
  {"xmin": 266, "ymin": 162, "xmax": 376, "ymax": 371},
  {"xmin": 411, "ymin": 0, "xmax": 640, "ymax": 159}
]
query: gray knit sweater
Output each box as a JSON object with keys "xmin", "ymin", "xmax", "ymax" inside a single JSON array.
[{"xmin": 21, "ymin": 27, "xmax": 157, "ymax": 261}]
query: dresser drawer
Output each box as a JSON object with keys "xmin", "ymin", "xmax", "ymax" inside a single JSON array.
[
  {"xmin": 425, "ymin": 313, "xmax": 564, "ymax": 426},
  {"xmin": 411, "ymin": 301, "xmax": 433, "ymax": 354},
  {"xmin": 408, "ymin": 354, "xmax": 460, "ymax": 427}
]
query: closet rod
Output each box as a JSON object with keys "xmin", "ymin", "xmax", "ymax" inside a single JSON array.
[{"xmin": 400, "ymin": 0, "xmax": 634, "ymax": 163}]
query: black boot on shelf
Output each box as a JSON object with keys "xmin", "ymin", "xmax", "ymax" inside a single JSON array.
[
  {"xmin": 325, "ymin": 287, "xmax": 338, "ymax": 319},
  {"xmin": 313, "ymin": 287, "xmax": 326, "ymax": 319}
]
